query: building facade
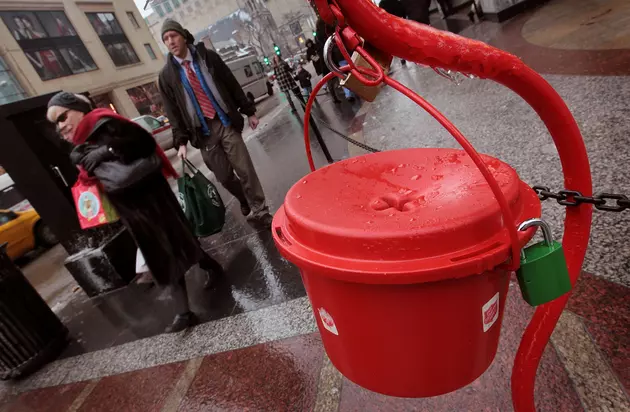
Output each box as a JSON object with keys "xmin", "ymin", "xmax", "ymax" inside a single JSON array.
[
  {"xmin": 145, "ymin": 0, "xmax": 317, "ymax": 59},
  {"xmin": 0, "ymin": 0, "xmax": 164, "ymax": 118},
  {"xmin": 146, "ymin": 0, "xmax": 238, "ymax": 53},
  {"xmin": 146, "ymin": 0, "xmax": 279, "ymax": 58},
  {"xmin": 264, "ymin": 0, "xmax": 317, "ymax": 53}
]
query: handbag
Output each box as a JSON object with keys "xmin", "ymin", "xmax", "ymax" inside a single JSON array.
[
  {"xmin": 93, "ymin": 153, "xmax": 162, "ymax": 193},
  {"xmin": 71, "ymin": 181, "xmax": 119, "ymax": 229},
  {"xmin": 177, "ymin": 159, "xmax": 225, "ymax": 237}
]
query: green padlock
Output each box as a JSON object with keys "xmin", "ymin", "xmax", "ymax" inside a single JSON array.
[{"xmin": 516, "ymin": 218, "xmax": 572, "ymax": 307}]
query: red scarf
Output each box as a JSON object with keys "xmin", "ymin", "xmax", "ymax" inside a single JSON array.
[{"xmin": 73, "ymin": 108, "xmax": 178, "ymax": 185}]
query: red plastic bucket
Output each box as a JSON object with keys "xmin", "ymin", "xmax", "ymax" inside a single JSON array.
[{"xmin": 272, "ymin": 148, "xmax": 541, "ymax": 397}]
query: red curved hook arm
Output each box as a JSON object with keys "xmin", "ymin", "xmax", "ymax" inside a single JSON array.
[{"xmin": 314, "ymin": 1, "xmax": 592, "ymax": 410}]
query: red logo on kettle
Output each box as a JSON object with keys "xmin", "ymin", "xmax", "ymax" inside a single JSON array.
[
  {"xmin": 482, "ymin": 293, "xmax": 500, "ymax": 332},
  {"xmin": 318, "ymin": 308, "xmax": 339, "ymax": 336},
  {"xmin": 484, "ymin": 302, "xmax": 498, "ymax": 325}
]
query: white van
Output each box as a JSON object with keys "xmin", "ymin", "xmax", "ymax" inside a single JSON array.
[{"xmin": 227, "ymin": 55, "xmax": 273, "ymax": 104}]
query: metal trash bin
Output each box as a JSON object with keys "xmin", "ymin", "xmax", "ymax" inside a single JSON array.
[{"xmin": 0, "ymin": 243, "xmax": 68, "ymax": 380}]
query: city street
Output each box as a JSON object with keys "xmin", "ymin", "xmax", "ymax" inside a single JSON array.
[{"xmin": 19, "ymin": 75, "xmax": 361, "ymax": 355}]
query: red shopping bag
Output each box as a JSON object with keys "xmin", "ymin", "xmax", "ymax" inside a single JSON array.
[{"xmin": 71, "ymin": 181, "xmax": 119, "ymax": 229}]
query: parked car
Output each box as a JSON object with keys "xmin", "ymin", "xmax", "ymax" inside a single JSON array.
[
  {"xmin": 0, "ymin": 209, "xmax": 57, "ymax": 260},
  {"xmin": 227, "ymin": 55, "xmax": 273, "ymax": 104},
  {"xmin": 132, "ymin": 115, "xmax": 174, "ymax": 151}
]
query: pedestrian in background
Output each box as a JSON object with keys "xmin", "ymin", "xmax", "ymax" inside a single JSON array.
[
  {"xmin": 315, "ymin": 18, "xmax": 343, "ymax": 104},
  {"xmin": 314, "ymin": 18, "xmax": 358, "ymax": 103},
  {"xmin": 157, "ymin": 20, "xmax": 272, "ymax": 227},
  {"xmin": 399, "ymin": 0, "xmax": 432, "ymax": 24},
  {"xmin": 47, "ymin": 92, "xmax": 224, "ymax": 334},
  {"xmin": 295, "ymin": 63, "xmax": 314, "ymax": 100},
  {"xmin": 272, "ymin": 55, "xmax": 303, "ymax": 114},
  {"xmin": 397, "ymin": 0, "xmax": 454, "ymax": 23},
  {"xmin": 380, "ymin": 0, "xmax": 409, "ymax": 65},
  {"xmin": 305, "ymin": 39, "xmax": 324, "ymax": 76}
]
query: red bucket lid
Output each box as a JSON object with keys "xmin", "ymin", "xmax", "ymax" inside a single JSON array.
[{"xmin": 274, "ymin": 148, "xmax": 541, "ymax": 283}]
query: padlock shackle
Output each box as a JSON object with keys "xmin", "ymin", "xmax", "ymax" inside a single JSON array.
[
  {"xmin": 312, "ymin": 1, "xmax": 593, "ymax": 411},
  {"xmin": 518, "ymin": 218, "xmax": 554, "ymax": 247}
]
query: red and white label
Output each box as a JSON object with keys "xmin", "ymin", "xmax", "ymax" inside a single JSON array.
[
  {"xmin": 482, "ymin": 293, "xmax": 500, "ymax": 332},
  {"xmin": 318, "ymin": 308, "xmax": 338, "ymax": 336}
]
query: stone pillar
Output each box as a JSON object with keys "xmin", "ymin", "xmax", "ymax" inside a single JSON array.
[{"xmin": 111, "ymin": 87, "xmax": 141, "ymax": 118}]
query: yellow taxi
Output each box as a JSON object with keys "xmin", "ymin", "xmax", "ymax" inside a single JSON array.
[{"xmin": 0, "ymin": 209, "xmax": 57, "ymax": 260}]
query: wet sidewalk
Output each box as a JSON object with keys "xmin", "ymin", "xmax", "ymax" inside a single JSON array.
[
  {"xmin": 49, "ymin": 90, "xmax": 358, "ymax": 359},
  {"xmin": 0, "ymin": 273, "xmax": 627, "ymax": 411},
  {"xmin": 2, "ymin": 0, "xmax": 630, "ymax": 410}
]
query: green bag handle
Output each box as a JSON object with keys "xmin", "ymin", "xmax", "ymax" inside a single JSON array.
[{"xmin": 183, "ymin": 159, "xmax": 202, "ymax": 175}]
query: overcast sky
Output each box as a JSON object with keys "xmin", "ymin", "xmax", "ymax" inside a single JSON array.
[{"xmin": 134, "ymin": 0, "xmax": 152, "ymax": 17}]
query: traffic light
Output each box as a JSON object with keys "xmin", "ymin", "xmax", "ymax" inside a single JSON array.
[
  {"xmin": 313, "ymin": 31, "xmax": 317, "ymax": 37},
  {"xmin": 263, "ymin": 56, "xmax": 270, "ymax": 66},
  {"xmin": 274, "ymin": 44, "xmax": 281, "ymax": 56}
]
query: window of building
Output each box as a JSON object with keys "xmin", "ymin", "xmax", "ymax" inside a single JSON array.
[
  {"xmin": 194, "ymin": 1, "xmax": 201, "ymax": 10},
  {"xmin": 91, "ymin": 93, "xmax": 119, "ymax": 113},
  {"xmin": 289, "ymin": 21, "xmax": 302, "ymax": 36},
  {"xmin": 164, "ymin": 2, "xmax": 173, "ymax": 13},
  {"xmin": 0, "ymin": 11, "xmax": 97, "ymax": 81},
  {"xmin": 154, "ymin": 4, "xmax": 165, "ymax": 17},
  {"xmin": 126, "ymin": 11, "xmax": 140, "ymax": 29},
  {"xmin": 126, "ymin": 82, "xmax": 164, "ymax": 117},
  {"xmin": 0, "ymin": 57, "xmax": 27, "ymax": 104},
  {"xmin": 86, "ymin": 12, "xmax": 140, "ymax": 67},
  {"xmin": 144, "ymin": 43, "xmax": 157, "ymax": 60},
  {"xmin": 186, "ymin": 5, "xmax": 193, "ymax": 13},
  {"xmin": 172, "ymin": 0, "xmax": 181, "ymax": 8}
]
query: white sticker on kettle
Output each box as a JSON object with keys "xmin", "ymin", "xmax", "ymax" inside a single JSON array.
[
  {"xmin": 318, "ymin": 308, "xmax": 338, "ymax": 336},
  {"xmin": 482, "ymin": 293, "xmax": 500, "ymax": 332}
]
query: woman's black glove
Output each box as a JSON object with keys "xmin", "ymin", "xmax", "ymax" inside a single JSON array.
[{"xmin": 81, "ymin": 145, "xmax": 114, "ymax": 173}]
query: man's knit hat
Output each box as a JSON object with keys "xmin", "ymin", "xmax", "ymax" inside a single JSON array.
[{"xmin": 161, "ymin": 19, "xmax": 195, "ymax": 44}]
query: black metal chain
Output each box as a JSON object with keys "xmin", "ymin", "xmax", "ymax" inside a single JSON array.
[
  {"xmin": 532, "ymin": 186, "xmax": 630, "ymax": 212},
  {"xmin": 299, "ymin": 106, "xmax": 628, "ymax": 213},
  {"xmin": 298, "ymin": 97, "xmax": 381, "ymax": 153}
]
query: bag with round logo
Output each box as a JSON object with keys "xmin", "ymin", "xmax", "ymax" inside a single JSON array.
[
  {"xmin": 71, "ymin": 181, "xmax": 119, "ymax": 229},
  {"xmin": 177, "ymin": 159, "xmax": 225, "ymax": 237}
]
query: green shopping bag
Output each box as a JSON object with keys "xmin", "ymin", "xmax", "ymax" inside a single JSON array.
[{"xmin": 177, "ymin": 159, "xmax": 226, "ymax": 237}]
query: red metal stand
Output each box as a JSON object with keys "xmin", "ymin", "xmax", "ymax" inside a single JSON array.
[{"xmin": 307, "ymin": 1, "xmax": 592, "ymax": 410}]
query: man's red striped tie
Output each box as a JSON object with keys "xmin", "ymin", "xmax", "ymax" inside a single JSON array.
[{"xmin": 183, "ymin": 61, "xmax": 216, "ymax": 119}]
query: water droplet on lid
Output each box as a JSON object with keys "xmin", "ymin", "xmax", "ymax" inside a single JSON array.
[
  {"xmin": 302, "ymin": 180, "xmax": 308, "ymax": 184},
  {"xmin": 411, "ymin": 175, "xmax": 420, "ymax": 180},
  {"xmin": 296, "ymin": 194, "xmax": 302, "ymax": 199}
]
